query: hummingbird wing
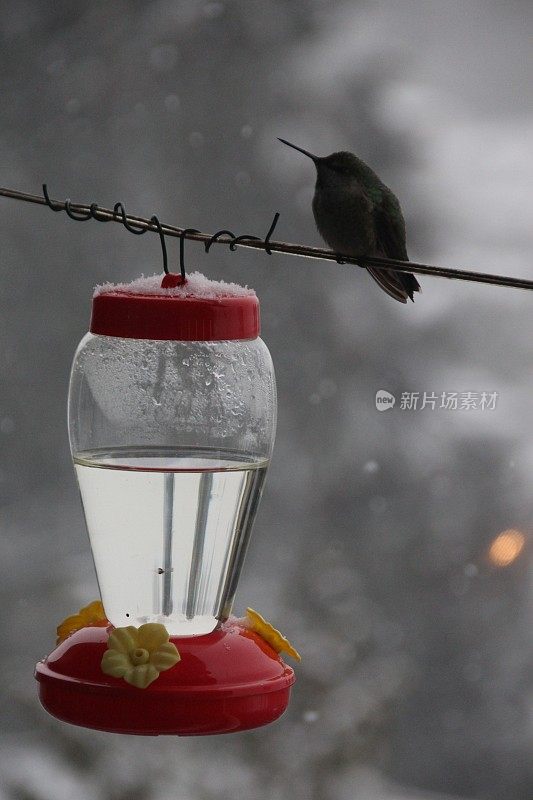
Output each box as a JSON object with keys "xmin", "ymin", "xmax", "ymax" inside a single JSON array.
[
  {"xmin": 368, "ymin": 194, "xmax": 420, "ymax": 303},
  {"xmin": 373, "ymin": 194, "xmax": 408, "ymax": 260}
]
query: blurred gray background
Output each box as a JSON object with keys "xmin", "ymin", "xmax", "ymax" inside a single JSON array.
[{"xmin": 1, "ymin": 1, "xmax": 532, "ymax": 798}]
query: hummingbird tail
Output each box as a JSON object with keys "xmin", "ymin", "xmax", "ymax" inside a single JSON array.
[
  {"xmin": 402, "ymin": 272, "xmax": 421, "ymax": 301},
  {"xmin": 366, "ymin": 267, "xmax": 420, "ymax": 304},
  {"xmin": 366, "ymin": 267, "xmax": 405, "ymax": 303}
]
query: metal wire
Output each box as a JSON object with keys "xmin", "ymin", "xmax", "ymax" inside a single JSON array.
[{"xmin": 1, "ymin": 184, "xmax": 533, "ymax": 292}]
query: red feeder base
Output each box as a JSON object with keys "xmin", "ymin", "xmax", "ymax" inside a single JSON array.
[{"xmin": 35, "ymin": 621, "xmax": 295, "ymax": 736}]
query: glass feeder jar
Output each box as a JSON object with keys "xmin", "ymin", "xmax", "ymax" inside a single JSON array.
[{"xmin": 68, "ymin": 274, "xmax": 276, "ymax": 637}]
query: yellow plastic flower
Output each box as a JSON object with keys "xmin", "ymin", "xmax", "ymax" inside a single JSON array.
[
  {"xmin": 56, "ymin": 600, "xmax": 108, "ymax": 644},
  {"xmin": 245, "ymin": 607, "xmax": 301, "ymax": 662},
  {"xmin": 101, "ymin": 623, "xmax": 180, "ymax": 689}
]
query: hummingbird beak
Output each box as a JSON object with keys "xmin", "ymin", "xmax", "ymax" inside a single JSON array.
[{"xmin": 278, "ymin": 138, "xmax": 320, "ymax": 163}]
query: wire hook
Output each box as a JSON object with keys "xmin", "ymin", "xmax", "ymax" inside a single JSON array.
[
  {"xmin": 40, "ymin": 185, "xmax": 281, "ymax": 286},
  {"xmin": 42, "ymin": 186, "xmax": 168, "ymax": 273},
  {"xmin": 263, "ymin": 212, "xmax": 280, "ymax": 255},
  {"xmin": 112, "ymin": 203, "xmax": 147, "ymax": 234},
  {"xmin": 179, "ymin": 228, "xmax": 200, "ymax": 280},
  {"xmin": 64, "ymin": 198, "xmax": 92, "ymax": 221},
  {"xmin": 205, "ymin": 229, "xmax": 235, "ymax": 253},
  {"xmin": 89, "ymin": 202, "xmax": 109, "ymax": 222},
  {"xmin": 42, "ymin": 184, "xmax": 63, "ymax": 212},
  {"xmin": 150, "ymin": 216, "xmax": 168, "ymax": 274}
]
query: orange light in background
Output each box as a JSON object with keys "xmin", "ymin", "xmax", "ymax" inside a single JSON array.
[{"xmin": 488, "ymin": 529, "xmax": 526, "ymax": 567}]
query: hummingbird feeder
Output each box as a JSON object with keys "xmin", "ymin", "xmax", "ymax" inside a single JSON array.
[{"xmin": 35, "ymin": 271, "xmax": 298, "ymax": 735}]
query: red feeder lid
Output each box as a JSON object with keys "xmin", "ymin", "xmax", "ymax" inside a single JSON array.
[
  {"xmin": 35, "ymin": 622, "xmax": 295, "ymax": 736},
  {"xmin": 90, "ymin": 272, "xmax": 260, "ymax": 341}
]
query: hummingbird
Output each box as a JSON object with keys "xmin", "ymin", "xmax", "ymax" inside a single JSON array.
[{"xmin": 278, "ymin": 138, "xmax": 420, "ymax": 303}]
